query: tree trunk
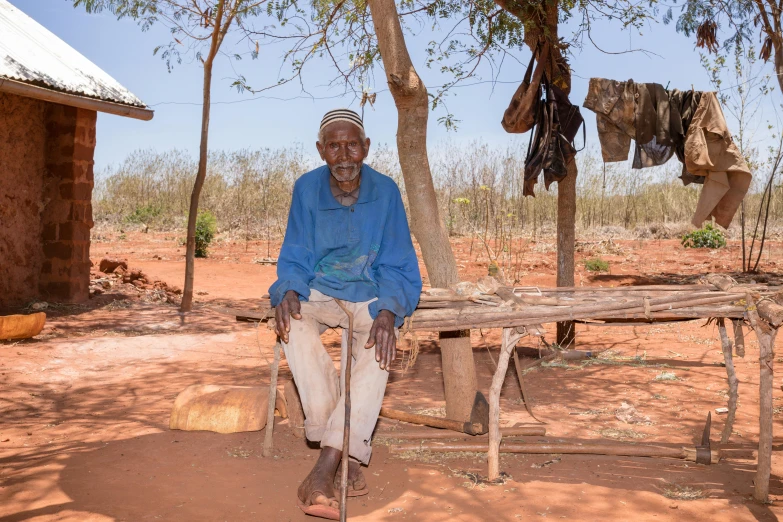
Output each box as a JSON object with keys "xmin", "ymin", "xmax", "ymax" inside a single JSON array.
[
  {"xmin": 556, "ymin": 161, "xmax": 577, "ymax": 346},
  {"xmin": 492, "ymin": 0, "xmax": 576, "ymax": 345},
  {"xmin": 181, "ymin": 2, "xmax": 227, "ymax": 312},
  {"xmin": 368, "ymin": 0, "xmax": 478, "ymax": 421}
]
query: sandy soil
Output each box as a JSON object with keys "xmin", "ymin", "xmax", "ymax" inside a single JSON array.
[{"xmin": 2, "ymin": 232, "xmax": 783, "ymax": 521}]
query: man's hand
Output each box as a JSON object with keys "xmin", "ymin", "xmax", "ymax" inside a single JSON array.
[
  {"xmin": 275, "ymin": 290, "xmax": 301, "ymax": 343},
  {"xmin": 365, "ymin": 310, "xmax": 396, "ymax": 370}
]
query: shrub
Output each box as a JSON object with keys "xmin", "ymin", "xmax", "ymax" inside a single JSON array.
[
  {"xmin": 584, "ymin": 258, "xmax": 610, "ymax": 272},
  {"xmin": 681, "ymin": 223, "xmax": 726, "ymax": 249},
  {"xmin": 125, "ymin": 204, "xmax": 162, "ymax": 225},
  {"xmin": 195, "ymin": 210, "xmax": 217, "ymax": 258}
]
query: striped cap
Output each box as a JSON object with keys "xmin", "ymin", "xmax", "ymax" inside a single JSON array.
[{"xmin": 320, "ymin": 108, "xmax": 364, "ymax": 132}]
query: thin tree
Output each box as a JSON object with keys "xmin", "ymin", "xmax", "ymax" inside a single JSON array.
[{"xmin": 74, "ymin": 0, "xmax": 270, "ymax": 311}]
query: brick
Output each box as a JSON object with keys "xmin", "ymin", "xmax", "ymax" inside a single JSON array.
[
  {"xmin": 43, "ymin": 241, "xmax": 72, "ymax": 260},
  {"xmin": 72, "ymin": 242, "xmax": 90, "ymax": 261},
  {"xmin": 59, "ymin": 182, "xmax": 92, "ymax": 200},
  {"xmin": 70, "ymin": 162, "xmax": 90, "ymax": 182},
  {"xmin": 59, "ymin": 222, "xmax": 91, "ymax": 241},
  {"xmin": 42, "ymin": 200, "xmax": 71, "ymax": 223},
  {"xmin": 42, "ymin": 224, "xmax": 57, "ymax": 241},
  {"xmin": 45, "ymin": 162, "xmax": 73, "ymax": 181},
  {"xmin": 41, "ymin": 261, "xmax": 52, "ymax": 275},
  {"xmin": 73, "ymin": 142, "xmax": 94, "ymax": 162},
  {"xmin": 59, "ymin": 142, "xmax": 75, "ymax": 159},
  {"xmin": 41, "ymin": 281, "xmax": 72, "ymax": 299}
]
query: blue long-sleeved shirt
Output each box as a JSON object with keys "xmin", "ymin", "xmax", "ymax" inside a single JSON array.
[{"xmin": 269, "ymin": 164, "xmax": 422, "ymax": 326}]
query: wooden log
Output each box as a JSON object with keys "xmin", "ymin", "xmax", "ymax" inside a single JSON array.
[
  {"xmin": 375, "ymin": 426, "xmax": 546, "ymax": 440},
  {"xmin": 717, "ymin": 319, "xmax": 739, "ymax": 444},
  {"xmin": 409, "ymin": 294, "xmax": 742, "ymax": 331},
  {"xmin": 488, "ymin": 328, "xmax": 523, "ymax": 481},
  {"xmin": 535, "ymin": 284, "xmax": 717, "ymax": 293},
  {"xmin": 262, "ymin": 341, "xmax": 281, "ymax": 457},
  {"xmin": 746, "ymin": 293, "xmax": 780, "ymax": 502},
  {"xmin": 389, "ymin": 441, "xmax": 721, "ymax": 464}
]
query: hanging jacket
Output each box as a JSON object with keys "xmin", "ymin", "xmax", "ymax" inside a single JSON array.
[
  {"xmin": 684, "ymin": 92, "xmax": 752, "ymax": 228},
  {"xmin": 583, "ymin": 79, "xmax": 752, "ymax": 228}
]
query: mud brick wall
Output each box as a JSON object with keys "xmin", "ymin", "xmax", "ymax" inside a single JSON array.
[
  {"xmin": 39, "ymin": 104, "xmax": 96, "ymax": 303},
  {"xmin": 0, "ymin": 92, "xmax": 47, "ymax": 307},
  {"xmin": 0, "ymin": 92, "xmax": 96, "ymax": 308}
]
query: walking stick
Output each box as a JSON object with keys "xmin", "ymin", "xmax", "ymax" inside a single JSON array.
[
  {"xmin": 334, "ymin": 300, "xmax": 353, "ymax": 522},
  {"xmin": 262, "ymin": 339, "xmax": 281, "ymax": 457}
]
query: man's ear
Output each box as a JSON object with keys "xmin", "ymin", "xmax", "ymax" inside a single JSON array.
[
  {"xmin": 316, "ymin": 141, "xmax": 326, "ymax": 160},
  {"xmin": 362, "ymin": 137, "xmax": 371, "ymax": 159}
]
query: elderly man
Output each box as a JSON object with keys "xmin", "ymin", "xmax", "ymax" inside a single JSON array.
[{"xmin": 269, "ymin": 108, "xmax": 422, "ymax": 518}]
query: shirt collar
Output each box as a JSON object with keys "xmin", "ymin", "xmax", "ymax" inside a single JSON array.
[{"xmin": 318, "ymin": 164, "xmax": 379, "ymax": 210}]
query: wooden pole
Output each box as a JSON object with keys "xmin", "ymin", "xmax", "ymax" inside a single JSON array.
[
  {"xmin": 745, "ymin": 294, "xmax": 781, "ymax": 502},
  {"xmin": 262, "ymin": 341, "xmax": 281, "ymax": 457},
  {"xmin": 334, "ymin": 300, "xmax": 354, "ymax": 522},
  {"xmin": 389, "ymin": 441, "xmax": 721, "ymax": 463},
  {"xmin": 488, "ymin": 328, "xmax": 523, "ymax": 480},
  {"xmin": 375, "ymin": 426, "xmax": 546, "ymax": 440},
  {"xmin": 717, "ymin": 319, "xmax": 739, "ymax": 444}
]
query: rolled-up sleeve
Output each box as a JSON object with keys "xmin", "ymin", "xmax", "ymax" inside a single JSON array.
[
  {"xmin": 368, "ymin": 188, "xmax": 422, "ymax": 327},
  {"xmin": 269, "ymin": 182, "xmax": 315, "ymax": 306}
]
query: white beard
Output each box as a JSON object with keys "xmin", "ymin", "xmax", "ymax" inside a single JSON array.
[{"xmin": 329, "ymin": 162, "xmax": 362, "ymax": 182}]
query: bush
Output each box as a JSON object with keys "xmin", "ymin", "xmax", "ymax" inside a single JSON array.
[
  {"xmin": 584, "ymin": 258, "xmax": 610, "ymax": 272},
  {"xmin": 681, "ymin": 223, "xmax": 726, "ymax": 249},
  {"xmin": 195, "ymin": 210, "xmax": 217, "ymax": 258},
  {"xmin": 125, "ymin": 204, "xmax": 162, "ymax": 225}
]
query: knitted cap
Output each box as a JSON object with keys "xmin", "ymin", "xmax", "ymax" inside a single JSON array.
[{"xmin": 320, "ymin": 108, "xmax": 364, "ymax": 132}]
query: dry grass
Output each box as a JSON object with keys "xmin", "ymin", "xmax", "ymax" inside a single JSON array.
[
  {"xmin": 93, "ymin": 145, "xmax": 783, "ymax": 260},
  {"xmin": 661, "ymin": 483, "xmax": 706, "ymax": 500},
  {"xmin": 598, "ymin": 427, "xmax": 647, "ymax": 440}
]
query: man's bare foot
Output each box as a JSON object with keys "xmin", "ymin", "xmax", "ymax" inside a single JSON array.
[
  {"xmin": 334, "ymin": 459, "xmax": 367, "ymax": 495},
  {"xmin": 298, "ymin": 447, "xmax": 341, "ymax": 509}
]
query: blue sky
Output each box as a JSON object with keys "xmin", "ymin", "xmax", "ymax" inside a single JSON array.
[{"xmin": 13, "ymin": 0, "xmax": 778, "ymax": 171}]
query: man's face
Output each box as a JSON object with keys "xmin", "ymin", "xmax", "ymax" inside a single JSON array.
[{"xmin": 316, "ymin": 121, "xmax": 371, "ymax": 182}]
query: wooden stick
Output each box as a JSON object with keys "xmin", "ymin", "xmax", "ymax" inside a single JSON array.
[
  {"xmin": 262, "ymin": 341, "xmax": 281, "ymax": 457},
  {"xmin": 488, "ymin": 328, "xmax": 522, "ymax": 481},
  {"xmin": 389, "ymin": 441, "xmax": 720, "ymax": 463},
  {"xmin": 375, "ymin": 426, "xmax": 546, "ymax": 440},
  {"xmin": 745, "ymin": 293, "xmax": 780, "ymax": 503},
  {"xmin": 379, "ymin": 407, "xmax": 481, "ymax": 434},
  {"xmin": 717, "ymin": 319, "xmax": 739, "ymax": 444},
  {"xmin": 334, "ymin": 300, "xmax": 353, "ymax": 522},
  {"xmin": 731, "ymin": 319, "xmax": 746, "ymax": 357},
  {"xmin": 409, "ymin": 294, "xmax": 742, "ymax": 331}
]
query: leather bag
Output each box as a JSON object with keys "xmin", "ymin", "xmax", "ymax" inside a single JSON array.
[
  {"xmin": 501, "ymin": 43, "xmax": 550, "ymax": 134},
  {"xmin": 523, "ymin": 74, "xmax": 584, "ymax": 196}
]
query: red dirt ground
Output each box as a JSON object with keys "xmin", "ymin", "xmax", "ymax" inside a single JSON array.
[{"xmin": 2, "ymin": 232, "xmax": 783, "ymax": 521}]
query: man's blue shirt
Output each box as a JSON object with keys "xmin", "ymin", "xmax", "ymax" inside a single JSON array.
[{"xmin": 269, "ymin": 164, "xmax": 422, "ymax": 326}]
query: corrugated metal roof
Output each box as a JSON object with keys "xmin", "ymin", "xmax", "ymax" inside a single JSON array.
[{"xmin": 0, "ymin": 0, "xmax": 147, "ymax": 108}]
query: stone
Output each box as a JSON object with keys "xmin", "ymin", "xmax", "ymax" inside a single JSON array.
[{"xmin": 99, "ymin": 258, "xmax": 128, "ymax": 274}]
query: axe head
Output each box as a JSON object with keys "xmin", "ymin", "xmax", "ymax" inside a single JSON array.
[{"xmin": 463, "ymin": 391, "xmax": 490, "ymax": 435}]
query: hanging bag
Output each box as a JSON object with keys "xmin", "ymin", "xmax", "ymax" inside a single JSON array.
[
  {"xmin": 523, "ymin": 73, "xmax": 585, "ymax": 196},
  {"xmin": 501, "ymin": 42, "xmax": 551, "ymax": 134}
]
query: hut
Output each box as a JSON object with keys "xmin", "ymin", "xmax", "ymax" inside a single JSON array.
[{"xmin": 0, "ymin": 0, "xmax": 153, "ymax": 307}]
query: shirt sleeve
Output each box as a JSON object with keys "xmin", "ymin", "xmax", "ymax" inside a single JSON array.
[
  {"xmin": 268, "ymin": 182, "xmax": 315, "ymax": 306},
  {"xmin": 368, "ymin": 187, "xmax": 423, "ymax": 327}
]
